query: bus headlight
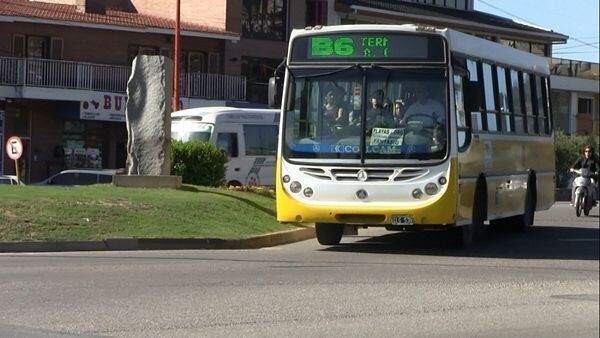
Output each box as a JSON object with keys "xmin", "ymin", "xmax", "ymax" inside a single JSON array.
[
  {"xmin": 425, "ymin": 183, "xmax": 439, "ymax": 195},
  {"xmin": 290, "ymin": 181, "xmax": 302, "ymax": 193},
  {"xmin": 412, "ymin": 188, "xmax": 423, "ymax": 199},
  {"xmin": 438, "ymin": 176, "xmax": 447, "ymax": 185},
  {"xmin": 303, "ymin": 187, "xmax": 314, "ymax": 198},
  {"xmin": 282, "ymin": 175, "xmax": 291, "ymax": 183}
]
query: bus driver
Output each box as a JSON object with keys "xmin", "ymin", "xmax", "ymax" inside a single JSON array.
[{"xmin": 401, "ymin": 83, "xmax": 445, "ymax": 127}]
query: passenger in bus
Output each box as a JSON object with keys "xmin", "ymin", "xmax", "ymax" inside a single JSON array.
[
  {"xmin": 402, "ymin": 83, "xmax": 445, "ymax": 128},
  {"xmin": 321, "ymin": 89, "xmax": 348, "ymax": 137},
  {"xmin": 367, "ymin": 89, "xmax": 394, "ymax": 128},
  {"xmin": 392, "ymin": 99, "xmax": 406, "ymax": 127}
]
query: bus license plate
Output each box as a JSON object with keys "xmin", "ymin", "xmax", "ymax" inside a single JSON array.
[{"xmin": 391, "ymin": 215, "xmax": 413, "ymax": 226}]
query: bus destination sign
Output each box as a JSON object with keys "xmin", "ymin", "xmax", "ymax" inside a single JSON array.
[
  {"xmin": 311, "ymin": 35, "xmax": 393, "ymax": 58},
  {"xmin": 290, "ymin": 33, "xmax": 445, "ymax": 62}
]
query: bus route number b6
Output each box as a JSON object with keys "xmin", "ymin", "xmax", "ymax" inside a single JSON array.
[{"xmin": 311, "ymin": 37, "xmax": 355, "ymax": 57}]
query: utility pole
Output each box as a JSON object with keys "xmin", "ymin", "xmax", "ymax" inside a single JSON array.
[{"xmin": 172, "ymin": 0, "xmax": 181, "ymax": 111}]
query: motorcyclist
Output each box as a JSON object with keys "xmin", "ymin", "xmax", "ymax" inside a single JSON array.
[{"xmin": 570, "ymin": 144, "xmax": 599, "ymax": 206}]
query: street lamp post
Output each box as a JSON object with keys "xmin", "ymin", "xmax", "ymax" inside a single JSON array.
[{"xmin": 172, "ymin": 0, "xmax": 181, "ymax": 111}]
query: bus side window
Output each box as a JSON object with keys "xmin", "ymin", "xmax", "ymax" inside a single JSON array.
[
  {"xmin": 217, "ymin": 133, "xmax": 239, "ymax": 158},
  {"xmin": 453, "ymin": 74, "xmax": 469, "ymax": 150},
  {"xmin": 465, "ymin": 59, "xmax": 483, "ymax": 132},
  {"xmin": 509, "ymin": 70, "xmax": 525, "ymax": 134}
]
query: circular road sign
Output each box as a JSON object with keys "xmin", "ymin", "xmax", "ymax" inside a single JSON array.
[{"xmin": 6, "ymin": 136, "xmax": 23, "ymax": 160}]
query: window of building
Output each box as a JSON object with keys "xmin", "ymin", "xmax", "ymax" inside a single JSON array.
[
  {"xmin": 482, "ymin": 63, "xmax": 497, "ymax": 132},
  {"xmin": 242, "ymin": 56, "xmax": 281, "ymax": 103},
  {"xmin": 208, "ymin": 53, "xmax": 221, "ymax": 74},
  {"xmin": 306, "ymin": 0, "xmax": 328, "ymax": 26},
  {"xmin": 530, "ymin": 43, "xmax": 546, "ymax": 56},
  {"xmin": 578, "ymin": 97, "xmax": 593, "ymax": 115},
  {"xmin": 242, "ymin": 0, "xmax": 287, "ymax": 41},
  {"xmin": 243, "ymin": 124, "xmax": 278, "ymax": 156},
  {"xmin": 50, "ymin": 37, "xmax": 63, "ymax": 60},
  {"xmin": 510, "ymin": 70, "xmax": 524, "ymax": 134},
  {"xmin": 27, "ymin": 36, "xmax": 49, "ymax": 58},
  {"xmin": 188, "ymin": 52, "xmax": 206, "ymax": 73},
  {"xmin": 12, "ymin": 34, "xmax": 25, "ymax": 57}
]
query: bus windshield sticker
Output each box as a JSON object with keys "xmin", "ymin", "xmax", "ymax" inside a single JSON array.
[{"xmin": 369, "ymin": 128, "xmax": 404, "ymax": 146}]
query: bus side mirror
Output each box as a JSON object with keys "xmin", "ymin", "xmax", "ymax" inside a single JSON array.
[{"xmin": 268, "ymin": 76, "xmax": 283, "ymax": 109}]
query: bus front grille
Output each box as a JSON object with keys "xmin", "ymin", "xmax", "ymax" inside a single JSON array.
[{"xmin": 331, "ymin": 169, "xmax": 395, "ymax": 182}]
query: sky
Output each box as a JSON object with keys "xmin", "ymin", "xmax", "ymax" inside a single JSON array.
[{"xmin": 474, "ymin": 0, "xmax": 599, "ymax": 62}]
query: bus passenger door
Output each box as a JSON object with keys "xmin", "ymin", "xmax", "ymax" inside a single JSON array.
[{"xmin": 216, "ymin": 128, "xmax": 243, "ymax": 186}]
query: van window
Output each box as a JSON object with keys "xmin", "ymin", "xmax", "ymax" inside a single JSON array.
[
  {"xmin": 171, "ymin": 123, "xmax": 213, "ymax": 142},
  {"xmin": 244, "ymin": 124, "xmax": 278, "ymax": 156},
  {"xmin": 217, "ymin": 133, "xmax": 239, "ymax": 157}
]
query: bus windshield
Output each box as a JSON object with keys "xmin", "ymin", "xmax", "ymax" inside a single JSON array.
[
  {"xmin": 284, "ymin": 67, "xmax": 448, "ymax": 160},
  {"xmin": 171, "ymin": 122, "xmax": 214, "ymax": 142}
]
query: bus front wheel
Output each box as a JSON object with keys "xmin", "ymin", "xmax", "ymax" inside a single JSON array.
[{"xmin": 315, "ymin": 223, "xmax": 344, "ymax": 245}]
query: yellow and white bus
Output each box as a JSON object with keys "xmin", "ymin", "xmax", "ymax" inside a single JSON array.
[{"xmin": 270, "ymin": 25, "xmax": 554, "ymax": 246}]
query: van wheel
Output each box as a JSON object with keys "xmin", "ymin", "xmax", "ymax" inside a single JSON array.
[{"xmin": 315, "ymin": 223, "xmax": 344, "ymax": 245}]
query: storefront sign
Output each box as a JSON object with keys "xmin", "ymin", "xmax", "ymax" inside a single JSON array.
[{"xmin": 80, "ymin": 94, "xmax": 127, "ymax": 122}]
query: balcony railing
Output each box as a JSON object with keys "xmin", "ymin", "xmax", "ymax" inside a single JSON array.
[{"xmin": 0, "ymin": 56, "xmax": 246, "ymax": 101}]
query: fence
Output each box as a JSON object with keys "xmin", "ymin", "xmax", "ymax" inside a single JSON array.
[{"xmin": 0, "ymin": 56, "xmax": 246, "ymax": 100}]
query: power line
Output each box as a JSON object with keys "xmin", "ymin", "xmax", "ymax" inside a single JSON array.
[
  {"xmin": 554, "ymin": 42, "xmax": 600, "ymax": 51},
  {"xmin": 477, "ymin": 0, "xmax": 600, "ymax": 50},
  {"xmin": 553, "ymin": 51, "xmax": 599, "ymax": 54}
]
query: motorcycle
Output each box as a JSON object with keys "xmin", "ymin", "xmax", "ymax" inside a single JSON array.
[{"xmin": 571, "ymin": 168, "xmax": 598, "ymax": 217}]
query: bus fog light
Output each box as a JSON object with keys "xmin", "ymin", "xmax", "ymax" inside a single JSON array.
[
  {"xmin": 412, "ymin": 188, "xmax": 423, "ymax": 199},
  {"xmin": 290, "ymin": 181, "xmax": 302, "ymax": 193},
  {"xmin": 303, "ymin": 187, "xmax": 314, "ymax": 197},
  {"xmin": 438, "ymin": 176, "xmax": 447, "ymax": 185},
  {"xmin": 425, "ymin": 183, "xmax": 439, "ymax": 195},
  {"xmin": 282, "ymin": 175, "xmax": 290, "ymax": 183}
]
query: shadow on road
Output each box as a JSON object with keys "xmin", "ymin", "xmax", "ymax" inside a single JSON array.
[{"xmin": 324, "ymin": 226, "xmax": 600, "ymax": 261}]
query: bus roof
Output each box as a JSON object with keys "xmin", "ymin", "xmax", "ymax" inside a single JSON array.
[
  {"xmin": 289, "ymin": 24, "xmax": 549, "ymax": 75},
  {"xmin": 172, "ymin": 107, "xmax": 279, "ymax": 124}
]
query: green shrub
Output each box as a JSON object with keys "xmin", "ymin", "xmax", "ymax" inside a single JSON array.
[
  {"xmin": 171, "ymin": 140, "xmax": 227, "ymax": 187},
  {"xmin": 554, "ymin": 130, "xmax": 599, "ymax": 188}
]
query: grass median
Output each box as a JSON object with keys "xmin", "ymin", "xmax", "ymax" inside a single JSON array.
[{"xmin": 0, "ymin": 185, "xmax": 294, "ymax": 242}]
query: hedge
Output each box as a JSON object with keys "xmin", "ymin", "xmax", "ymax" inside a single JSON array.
[
  {"xmin": 554, "ymin": 130, "xmax": 599, "ymax": 188},
  {"xmin": 171, "ymin": 140, "xmax": 227, "ymax": 187}
]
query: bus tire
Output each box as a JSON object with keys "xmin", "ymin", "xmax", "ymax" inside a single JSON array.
[
  {"xmin": 516, "ymin": 174, "xmax": 536, "ymax": 231},
  {"xmin": 315, "ymin": 223, "xmax": 344, "ymax": 245},
  {"xmin": 454, "ymin": 180, "xmax": 486, "ymax": 248}
]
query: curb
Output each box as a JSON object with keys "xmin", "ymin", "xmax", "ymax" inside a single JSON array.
[{"xmin": 0, "ymin": 227, "xmax": 315, "ymax": 253}]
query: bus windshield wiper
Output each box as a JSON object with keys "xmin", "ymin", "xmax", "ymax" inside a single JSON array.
[{"xmin": 288, "ymin": 64, "xmax": 364, "ymax": 79}]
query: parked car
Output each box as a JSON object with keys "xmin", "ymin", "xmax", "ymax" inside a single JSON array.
[
  {"xmin": 37, "ymin": 169, "xmax": 117, "ymax": 186},
  {"xmin": 0, "ymin": 175, "xmax": 23, "ymax": 185}
]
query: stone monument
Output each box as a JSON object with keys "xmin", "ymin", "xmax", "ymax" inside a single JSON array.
[{"xmin": 125, "ymin": 55, "xmax": 172, "ymax": 176}]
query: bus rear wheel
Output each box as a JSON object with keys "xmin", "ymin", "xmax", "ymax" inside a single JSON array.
[
  {"xmin": 315, "ymin": 223, "xmax": 344, "ymax": 245},
  {"xmin": 515, "ymin": 176, "xmax": 536, "ymax": 231}
]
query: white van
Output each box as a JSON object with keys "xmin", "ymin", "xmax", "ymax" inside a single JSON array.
[{"xmin": 171, "ymin": 107, "xmax": 280, "ymax": 186}]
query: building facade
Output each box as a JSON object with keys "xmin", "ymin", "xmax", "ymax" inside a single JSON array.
[
  {"xmin": 550, "ymin": 58, "xmax": 599, "ymax": 136},
  {"xmin": 0, "ymin": 0, "xmax": 243, "ymax": 182}
]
